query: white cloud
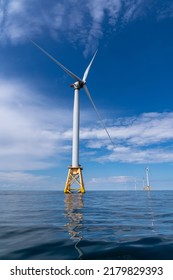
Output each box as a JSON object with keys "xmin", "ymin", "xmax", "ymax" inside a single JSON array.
[
  {"xmin": 1, "ymin": 0, "xmax": 172, "ymax": 54},
  {"xmin": 0, "ymin": 78, "xmax": 72, "ymax": 171},
  {"xmin": 78, "ymin": 112, "xmax": 173, "ymax": 146},
  {"xmin": 90, "ymin": 175, "xmax": 133, "ymax": 184},
  {"xmin": 88, "ymin": 175, "xmax": 137, "ymax": 190},
  {"xmin": 78, "ymin": 112, "xmax": 173, "ymax": 164},
  {"xmin": 0, "ymin": 171, "xmax": 59, "ymax": 189},
  {"xmin": 83, "ymin": 0, "xmax": 122, "ymax": 55},
  {"xmin": 97, "ymin": 145, "xmax": 173, "ymax": 164},
  {"xmin": 122, "ymin": 0, "xmax": 147, "ymax": 22},
  {"xmin": 0, "ymin": 78, "xmax": 100, "ymax": 173}
]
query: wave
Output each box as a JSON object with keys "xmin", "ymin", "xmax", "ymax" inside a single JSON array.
[{"xmin": 1, "ymin": 236, "xmax": 173, "ymax": 260}]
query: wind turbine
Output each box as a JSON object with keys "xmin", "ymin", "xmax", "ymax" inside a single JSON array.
[
  {"xmin": 144, "ymin": 166, "xmax": 151, "ymax": 191},
  {"xmin": 134, "ymin": 177, "xmax": 137, "ymax": 191},
  {"xmin": 31, "ymin": 40, "xmax": 113, "ymax": 193}
]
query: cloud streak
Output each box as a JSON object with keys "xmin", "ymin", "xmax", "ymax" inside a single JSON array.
[
  {"xmin": 90, "ymin": 175, "xmax": 133, "ymax": 184},
  {"xmin": 77, "ymin": 112, "xmax": 173, "ymax": 145},
  {"xmin": 1, "ymin": 0, "xmax": 173, "ymax": 55},
  {"xmin": 0, "ymin": 171, "xmax": 58, "ymax": 189},
  {"xmin": 79, "ymin": 112, "xmax": 173, "ymax": 164}
]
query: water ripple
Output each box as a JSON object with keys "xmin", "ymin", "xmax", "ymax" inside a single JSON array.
[{"xmin": 0, "ymin": 190, "xmax": 173, "ymax": 259}]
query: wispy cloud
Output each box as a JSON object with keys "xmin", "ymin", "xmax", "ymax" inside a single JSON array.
[
  {"xmin": 156, "ymin": 1, "xmax": 173, "ymax": 20},
  {"xmin": 0, "ymin": 78, "xmax": 72, "ymax": 171},
  {"xmin": 97, "ymin": 145, "xmax": 173, "ymax": 164},
  {"xmin": 0, "ymin": 171, "xmax": 59, "ymax": 190},
  {"xmin": 0, "ymin": 78, "xmax": 99, "ymax": 172},
  {"xmin": 78, "ymin": 112, "xmax": 173, "ymax": 144},
  {"xmin": 1, "ymin": 0, "xmax": 173, "ymax": 54},
  {"xmin": 78, "ymin": 112, "xmax": 173, "ymax": 164},
  {"xmin": 88, "ymin": 175, "xmax": 136, "ymax": 190},
  {"xmin": 90, "ymin": 175, "xmax": 133, "ymax": 184}
]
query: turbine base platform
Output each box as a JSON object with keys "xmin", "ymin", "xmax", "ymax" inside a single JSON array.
[
  {"xmin": 144, "ymin": 186, "xmax": 151, "ymax": 191},
  {"xmin": 64, "ymin": 166, "xmax": 85, "ymax": 193}
]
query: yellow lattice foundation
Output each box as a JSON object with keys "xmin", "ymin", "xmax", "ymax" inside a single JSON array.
[
  {"xmin": 64, "ymin": 166, "xmax": 85, "ymax": 193},
  {"xmin": 144, "ymin": 186, "xmax": 151, "ymax": 191}
]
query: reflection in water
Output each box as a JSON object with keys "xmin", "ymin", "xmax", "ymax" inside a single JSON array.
[
  {"xmin": 146, "ymin": 191, "xmax": 157, "ymax": 234},
  {"xmin": 64, "ymin": 193, "xmax": 84, "ymax": 259}
]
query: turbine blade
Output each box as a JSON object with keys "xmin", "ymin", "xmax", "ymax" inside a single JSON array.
[
  {"xmin": 30, "ymin": 40, "xmax": 82, "ymax": 83},
  {"xmin": 82, "ymin": 50, "xmax": 98, "ymax": 82},
  {"xmin": 83, "ymin": 84, "xmax": 114, "ymax": 146}
]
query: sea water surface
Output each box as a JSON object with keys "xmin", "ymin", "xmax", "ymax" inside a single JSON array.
[{"xmin": 0, "ymin": 190, "xmax": 173, "ymax": 260}]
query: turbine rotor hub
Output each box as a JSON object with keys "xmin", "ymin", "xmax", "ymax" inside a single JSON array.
[{"xmin": 70, "ymin": 81, "xmax": 85, "ymax": 89}]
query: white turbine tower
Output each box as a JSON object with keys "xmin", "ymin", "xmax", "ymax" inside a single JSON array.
[
  {"xmin": 144, "ymin": 166, "xmax": 151, "ymax": 191},
  {"xmin": 146, "ymin": 166, "xmax": 150, "ymax": 187},
  {"xmin": 31, "ymin": 41, "xmax": 113, "ymax": 193}
]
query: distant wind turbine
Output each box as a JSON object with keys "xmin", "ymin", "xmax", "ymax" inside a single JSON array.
[
  {"xmin": 134, "ymin": 177, "xmax": 137, "ymax": 191},
  {"xmin": 144, "ymin": 166, "xmax": 151, "ymax": 191},
  {"xmin": 31, "ymin": 40, "xmax": 114, "ymax": 193}
]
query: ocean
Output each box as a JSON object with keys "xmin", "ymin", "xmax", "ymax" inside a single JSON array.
[{"xmin": 0, "ymin": 190, "xmax": 173, "ymax": 260}]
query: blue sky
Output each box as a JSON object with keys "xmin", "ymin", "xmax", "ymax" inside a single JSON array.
[{"xmin": 1, "ymin": 0, "xmax": 173, "ymax": 190}]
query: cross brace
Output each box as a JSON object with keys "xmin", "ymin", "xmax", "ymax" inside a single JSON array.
[{"xmin": 64, "ymin": 166, "xmax": 85, "ymax": 193}]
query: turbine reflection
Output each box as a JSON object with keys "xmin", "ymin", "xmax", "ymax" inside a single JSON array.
[
  {"xmin": 146, "ymin": 191, "xmax": 157, "ymax": 234},
  {"xmin": 64, "ymin": 193, "xmax": 84, "ymax": 259}
]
